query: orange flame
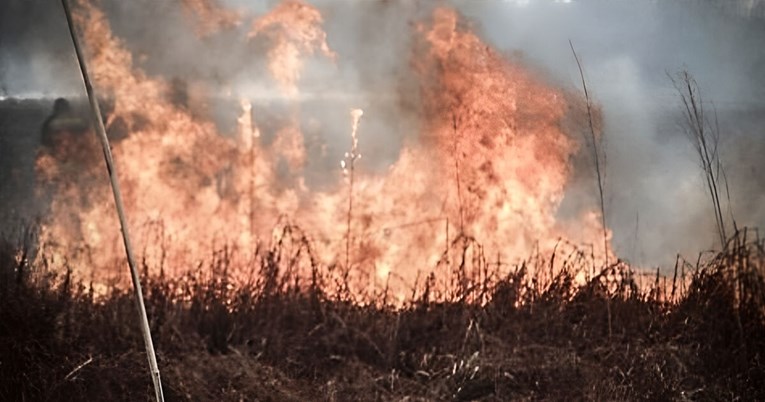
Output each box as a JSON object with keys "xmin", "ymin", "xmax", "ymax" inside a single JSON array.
[
  {"xmin": 181, "ymin": 0, "xmax": 242, "ymax": 37},
  {"xmin": 248, "ymin": 0, "xmax": 336, "ymax": 96},
  {"xmin": 37, "ymin": 1, "xmax": 611, "ymax": 298}
]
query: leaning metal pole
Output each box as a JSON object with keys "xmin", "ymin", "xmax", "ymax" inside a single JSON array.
[{"xmin": 60, "ymin": 1, "xmax": 164, "ymax": 400}]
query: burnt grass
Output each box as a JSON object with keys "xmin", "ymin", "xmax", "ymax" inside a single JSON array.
[{"xmin": 0, "ymin": 229, "xmax": 764, "ymax": 401}]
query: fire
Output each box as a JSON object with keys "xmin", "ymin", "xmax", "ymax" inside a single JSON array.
[
  {"xmin": 248, "ymin": 0, "xmax": 336, "ymax": 96},
  {"xmin": 37, "ymin": 1, "xmax": 611, "ymax": 299},
  {"xmin": 181, "ymin": 0, "xmax": 241, "ymax": 37},
  {"xmin": 419, "ymin": 8, "xmax": 574, "ymax": 250}
]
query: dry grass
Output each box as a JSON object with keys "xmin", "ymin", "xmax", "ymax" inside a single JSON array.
[{"xmin": 0, "ymin": 227, "xmax": 763, "ymax": 401}]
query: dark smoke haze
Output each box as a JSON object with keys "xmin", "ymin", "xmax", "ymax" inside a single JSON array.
[{"xmin": 1, "ymin": 0, "xmax": 763, "ymax": 269}]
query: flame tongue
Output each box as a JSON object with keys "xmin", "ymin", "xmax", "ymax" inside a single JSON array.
[
  {"xmin": 181, "ymin": 0, "xmax": 241, "ymax": 37},
  {"xmin": 248, "ymin": 0, "xmax": 337, "ymax": 96},
  {"xmin": 416, "ymin": 8, "xmax": 576, "ymax": 253}
]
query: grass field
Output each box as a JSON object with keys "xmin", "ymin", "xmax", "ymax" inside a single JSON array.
[{"xmin": 0, "ymin": 227, "xmax": 763, "ymax": 401}]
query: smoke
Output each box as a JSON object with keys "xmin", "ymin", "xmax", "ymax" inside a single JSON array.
[
  {"xmin": 0, "ymin": 0, "xmax": 82, "ymax": 97},
  {"xmin": 77, "ymin": 0, "xmax": 430, "ymax": 187},
  {"xmin": 458, "ymin": 0, "xmax": 765, "ymax": 267},
  {"xmin": 1, "ymin": 0, "xmax": 763, "ymax": 269}
]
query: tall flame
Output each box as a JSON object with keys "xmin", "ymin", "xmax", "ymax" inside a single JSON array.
[{"xmin": 37, "ymin": 1, "xmax": 610, "ymax": 297}]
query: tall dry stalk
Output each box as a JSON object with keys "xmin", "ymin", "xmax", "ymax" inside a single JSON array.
[
  {"xmin": 669, "ymin": 70, "xmax": 734, "ymax": 249},
  {"xmin": 237, "ymin": 98, "xmax": 259, "ymax": 247},
  {"xmin": 570, "ymin": 40, "xmax": 611, "ymax": 339},
  {"xmin": 569, "ymin": 41, "xmax": 608, "ymax": 265},
  {"xmin": 342, "ymin": 109, "xmax": 364, "ymax": 271},
  {"xmin": 451, "ymin": 113, "xmax": 465, "ymax": 232},
  {"xmin": 60, "ymin": 1, "xmax": 164, "ymax": 400}
]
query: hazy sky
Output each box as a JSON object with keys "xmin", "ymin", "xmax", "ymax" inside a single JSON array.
[{"xmin": 1, "ymin": 0, "xmax": 763, "ymax": 268}]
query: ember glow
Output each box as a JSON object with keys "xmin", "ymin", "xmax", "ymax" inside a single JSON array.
[{"xmin": 36, "ymin": 0, "xmax": 612, "ymax": 299}]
